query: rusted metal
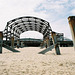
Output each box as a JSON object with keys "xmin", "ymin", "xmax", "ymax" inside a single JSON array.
[
  {"xmin": 11, "ymin": 37, "xmax": 14, "ymax": 48},
  {"xmin": 0, "ymin": 32, "xmax": 3, "ymax": 53},
  {"xmin": 51, "ymin": 32, "xmax": 61, "ymax": 55},
  {"xmin": 45, "ymin": 37, "xmax": 50, "ymax": 48},
  {"xmin": 42, "ymin": 37, "xmax": 49, "ymax": 48},
  {"xmin": 68, "ymin": 16, "xmax": 75, "ymax": 50},
  {"xmin": 40, "ymin": 36, "xmax": 50, "ymax": 49}
]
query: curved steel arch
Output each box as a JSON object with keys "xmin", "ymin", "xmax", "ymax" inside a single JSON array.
[{"xmin": 3, "ymin": 16, "xmax": 52, "ymax": 40}]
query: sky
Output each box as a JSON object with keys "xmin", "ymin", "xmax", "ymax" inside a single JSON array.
[{"xmin": 0, "ymin": 0, "xmax": 75, "ymax": 39}]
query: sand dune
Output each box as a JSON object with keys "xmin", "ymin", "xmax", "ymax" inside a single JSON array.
[{"xmin": 0, "ymin": 47, "xmax": 75, "ymax": 75}]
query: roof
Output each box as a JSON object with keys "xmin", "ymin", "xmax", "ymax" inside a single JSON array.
[{"xmin": 3, "ymin": 16, "xmax": 52, "ymax": 40}]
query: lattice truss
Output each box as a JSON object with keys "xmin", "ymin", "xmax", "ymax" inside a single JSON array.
[{"xmin": 3, "ymin": 16, "xmax": 52, "ymax": 40}]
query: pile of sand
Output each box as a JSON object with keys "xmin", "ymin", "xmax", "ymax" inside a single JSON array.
[{"xmin": 0, "ymin": 47, "xmax": 75, "ymax": 75}]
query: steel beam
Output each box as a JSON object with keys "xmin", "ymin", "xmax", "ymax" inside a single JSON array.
[
  {"xmin": 21, "ymin": 41, "xmax": 24, "ymax": 48},
  {"xmin": 3, "ymin": 16, "xmax": 52, "ymax": 40},
  {"xmin": 68, "ymin": 16, "xmax": 75, "ymax": 50},
  {"xmin": 11, "ymin": 37, "xmax": 14, "ymax": 48},
  {"xmin": 0, "ymin": 32, "xmax": 3, "ymax": 53},
  {"xmin": 46, "ymin": 37, "xmax": 50, "ymax": 48},
  {"xmin": 17, "ymin": 39, "xmax": 20, "ymax": 48},
  {"xmin": 51, "ymin": 32, "xmax": 61, "ymax": 55}
]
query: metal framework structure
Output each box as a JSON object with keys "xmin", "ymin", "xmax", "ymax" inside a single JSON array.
[
  {"xmin": 0, "ymin": 16, "xmax": 74, "ymax": 54},
  {"xmin": 0, "ymin": 16, "xmax": 62, "ymax": 55},
  {"xmin": 3, "ymin": 16, "xmax": 52, "ymax": 40},
  {"xmin": 68, "ymin": 16, "xmax": 75, "ymax": 50}
]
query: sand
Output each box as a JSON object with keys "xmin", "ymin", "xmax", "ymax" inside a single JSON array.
[{"xmin": 0, "ymin": 47, "xmax": 75, "ymax": 75}]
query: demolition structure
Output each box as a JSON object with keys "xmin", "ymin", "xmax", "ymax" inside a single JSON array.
[{"xmin": 0, "ymin": 16, "xmax": 74, "ymax": 54}]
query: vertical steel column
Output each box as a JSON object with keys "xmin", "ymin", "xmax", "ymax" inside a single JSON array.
[
  {"xmin": 68, "ymin": 16, "xmax": 75, "ymax": 50},
  {"xmin": 0, "ymin": 32, "xmax": 3, "ymax": 53},
  {"xmin": 21, "ymin": 41, "xmax": 23, "ymax": 48},
  {"xmin": 51, "ymin": 32, "xmax": 61, "ymax": 55},
  {"xmin": 11, "ymin": 37, "xmax": 14, "ymax": 48},
  {"xmin": 46, "ymin": 37, "xmax": 50, "ymax": 47},
  {"xmin": 17, "ymin": 39, "xmax": 20, "ymax": 48}
]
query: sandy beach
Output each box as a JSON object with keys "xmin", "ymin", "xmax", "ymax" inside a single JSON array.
[{"xmin": 0, "ymin": 47, "xmax": 75, "ymax": 75}]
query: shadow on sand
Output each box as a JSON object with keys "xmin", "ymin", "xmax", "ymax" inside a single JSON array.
[{"xmin": 38, "ymin": 45, "xmax": 54, "ymax": 54}]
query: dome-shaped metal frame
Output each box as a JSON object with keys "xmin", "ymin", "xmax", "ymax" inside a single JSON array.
[{"xmin": 3, "ymin": 16, "xmax": 52, "ymax": 40}]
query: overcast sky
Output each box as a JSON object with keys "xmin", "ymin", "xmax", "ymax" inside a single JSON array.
[{"xmin": 0, "ymin": 0, "xmax": 75, "ymax": 39}]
